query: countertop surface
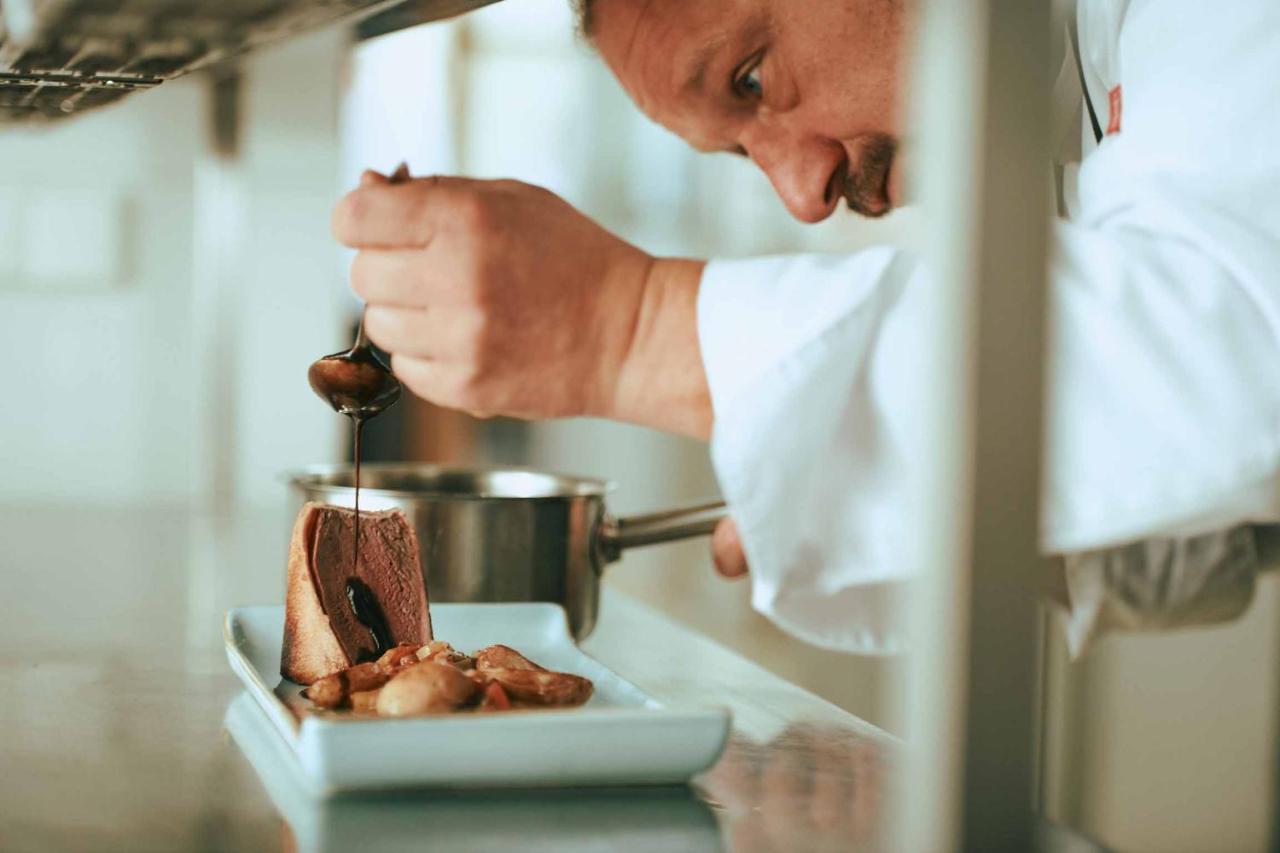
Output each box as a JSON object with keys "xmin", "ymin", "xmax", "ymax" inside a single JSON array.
[{"xmin": 0, "ymin": 503, "xmax": 895, "ymax": 852}]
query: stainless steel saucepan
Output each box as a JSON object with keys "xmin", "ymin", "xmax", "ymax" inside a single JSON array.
[{"xmin": 288, "ymin": 464, "xmax": 727, "ymax": 639}]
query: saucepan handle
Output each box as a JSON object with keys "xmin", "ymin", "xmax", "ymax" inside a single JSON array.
[{"xmin": 596, "ymin": 500, "xmax": 728, "ymax": 564}]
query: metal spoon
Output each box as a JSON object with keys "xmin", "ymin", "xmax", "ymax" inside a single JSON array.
[
  {"xmin": 307, "ymin": 162, "xmax": 411, "ymax": 420},
  {"xmin": 307, "ymin": 316, "xmax": 402, "ymax": 419}
]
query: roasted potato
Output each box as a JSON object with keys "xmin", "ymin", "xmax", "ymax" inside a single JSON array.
[{"xmin": 376, "ymin": 660, "xmax": 479, "ymax": 716}]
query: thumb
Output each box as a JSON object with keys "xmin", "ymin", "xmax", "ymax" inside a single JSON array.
[
  {"xmin": 712, "ymin": 517, "xmax": 749, "ymax": 579},
  {"xmin": 359, "ymin": 168, "xmax": 389, "ymax": 187}
]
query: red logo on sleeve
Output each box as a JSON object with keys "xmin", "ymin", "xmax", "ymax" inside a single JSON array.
[{"xmin": 1107, "ymin": 85, "xmax": 1123, "ymax": 135}]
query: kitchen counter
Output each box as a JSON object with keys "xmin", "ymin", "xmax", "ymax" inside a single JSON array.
[
  {"xmin": 1, "ymin": 503, "xmax": 1102, "ymax": 852},
  {"xmin": 0, "ymin": 503, "xmax": 893, "ymax": 852}
]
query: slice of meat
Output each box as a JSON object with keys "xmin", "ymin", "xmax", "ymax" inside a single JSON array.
[{"xmin": 281, "ymin": 502, "xmax": 432, "ymax": 684}]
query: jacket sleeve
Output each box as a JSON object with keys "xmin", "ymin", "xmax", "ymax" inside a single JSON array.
[{"xmin": 701, "ymin": 209, "xmax": 1280, "ymax": 653}]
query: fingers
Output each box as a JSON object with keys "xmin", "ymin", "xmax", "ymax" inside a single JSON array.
[
  {"xmin": 390, "ymin": 353, "xmax": 446, "ymax": 399},
  {"xmin": 363, "ymin": 305, "xmax": 432, "ymax": 359},
  {"xmin": 332, "ymin": 174, "xmax": 473, "ymax": 249},
  {"xmin": 365, "ymin": 304, "xmax": 476, "ymax": 361},
  {"xmin": 350, "ymin": 249, "xmax": 432, "ymax": 307},
  {"xmin": 712, "ymin": 517, "xmax": 749, "ymax": 579},
  {"xmin": 390, "ymin": 353, "xmax": 489, "ymax": 417}
]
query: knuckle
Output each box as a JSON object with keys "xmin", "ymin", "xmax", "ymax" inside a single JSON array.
[{"xmin": 453, "ymin": 191, "xmax": 493, "ymax": 232}]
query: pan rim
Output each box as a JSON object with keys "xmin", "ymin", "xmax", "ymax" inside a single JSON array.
[{"xmin": 284, "ymin": 462, "xmax": 614, "ymax": 502}]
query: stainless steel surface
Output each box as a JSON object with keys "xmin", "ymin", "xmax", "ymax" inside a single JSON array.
[
  {"xmin": 0, "ymin": 0, "xmax": 503, "ymax": 121},
  {"xmin": 306, "ymin": 316, "xmax": 402, "ymax": 419},
  {"xmin": 0, "ymin": 502, "xmax": 896, "ymax": 852},
  {"xmin": 289, "ymin": 464, "xmax": 726, "ymax": 639},
  {"xmin": 597, "ymin": 500, "xmax": 728, "ymax": 561}
]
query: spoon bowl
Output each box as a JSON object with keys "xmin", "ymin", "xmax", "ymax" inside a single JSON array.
[{"xmin": 307, "ymin": 341, "xmax": 401, "ymax": 419}]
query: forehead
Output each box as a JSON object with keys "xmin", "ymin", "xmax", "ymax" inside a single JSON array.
[{"xmin": 592, "ymin": 0, "xmax": 759, "ymax": 149}]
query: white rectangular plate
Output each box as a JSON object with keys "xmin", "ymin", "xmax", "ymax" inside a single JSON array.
[{"xmin": 224, "ymin": 603, "xmax": 731, "ymax": 793}]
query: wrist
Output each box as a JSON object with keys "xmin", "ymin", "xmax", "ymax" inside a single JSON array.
[{"xmin": 605, "ymin": 256, "xmax": 712, "ymax": 439}]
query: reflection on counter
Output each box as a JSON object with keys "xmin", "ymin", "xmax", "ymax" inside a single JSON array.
[
  {"xmin": 225, "ymin": 693, "xmax": 722, "ymax": 853},
  {"xmin": 699, "ymin": 724, "xmax": 892, "ymax": 853},
  {"xmin": 226, "ymin": 689, "xmax": 902, "ymax": 853}
]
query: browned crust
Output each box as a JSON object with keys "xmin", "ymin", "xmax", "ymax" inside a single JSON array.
[{"xmin": 280, "ymin": 502, "xmax": 349, "ymax": 684}]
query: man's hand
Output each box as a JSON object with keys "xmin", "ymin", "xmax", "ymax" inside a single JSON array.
[
  {"xmin": 712, "ymin": 517, "xmax": 750, "ymax": 579},
  {"xmin": 332, "ymin": 171, "xmax": 712, "ymax": 437}
]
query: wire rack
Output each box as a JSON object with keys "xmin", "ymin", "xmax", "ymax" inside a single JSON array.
[{"xmin": 0, "ymin": 0, "xmax": 490, "ymax": 121}]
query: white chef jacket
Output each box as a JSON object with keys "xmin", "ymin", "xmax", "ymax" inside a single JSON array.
[{"xmin": 698, "ymin": 0, "xmax": 1280, "ymax": 654}]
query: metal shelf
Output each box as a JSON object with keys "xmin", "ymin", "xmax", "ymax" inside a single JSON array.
[{"xmin": 0, "ymin": 0, "xmax": 499, "ymax": 120}]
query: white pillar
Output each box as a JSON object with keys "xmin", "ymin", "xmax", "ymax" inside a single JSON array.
[{"xmin": 894, "ymin": 0, "xmax": 1053, "ymax": 849}]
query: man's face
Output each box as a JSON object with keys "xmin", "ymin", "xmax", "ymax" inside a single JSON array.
[{"xmin": 593, "ymin": 0, "xmax": 907, "ymax": 223}]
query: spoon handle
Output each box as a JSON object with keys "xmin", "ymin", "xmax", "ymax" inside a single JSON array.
[{"xmin": 354, "ymin": 313, "xmax": 370, "ymax": 350}]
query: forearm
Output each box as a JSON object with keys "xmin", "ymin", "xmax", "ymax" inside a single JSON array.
[{"xmin": 608, "ymin": 257, "xmax": 712, "ymax": 439}]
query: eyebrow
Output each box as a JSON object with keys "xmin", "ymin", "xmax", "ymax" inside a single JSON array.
[
  {"xmin": 679, "ymin": 15, "xmax": 769, "ymax": 97},
  {"xmin": 682, "ymin": 34, "xmax": 729, "ymax": 96}
]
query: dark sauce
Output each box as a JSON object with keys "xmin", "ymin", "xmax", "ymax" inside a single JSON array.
[
  {"xmin": 307, "ymin": 340, "xmax": 400, "ymax": 659},
  {"xmin": 345, "ymin": 415, "xmax": 392, "ymax": 659},
  {"xmin": 345, "ymin": 577, "xmax": 393, "ymax": 660},
  {"xmin": 353, "ymin": 415, "xmax": 362, "ymax": 583},
  {"xmin": 306, "ymin": 349, "xmax": 401, "ymax": 418},
  {"xmin": 348, "ymin": 414, "xmax": 381, "ymax": 653}
]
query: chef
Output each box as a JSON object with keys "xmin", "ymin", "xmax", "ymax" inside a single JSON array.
[{"xmin": 332, "ymin": 0, "xmax": 1280, "ymax": 655}]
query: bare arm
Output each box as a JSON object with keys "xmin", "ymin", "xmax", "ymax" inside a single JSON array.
[{"xmin": 611, "ymin": 258, "xmax": 712, "ymax": 439}]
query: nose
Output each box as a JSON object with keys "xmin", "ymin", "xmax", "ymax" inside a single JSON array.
[{"xmin": 741, "ymin": 122, "xmax": 845, "ymax": 223}]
